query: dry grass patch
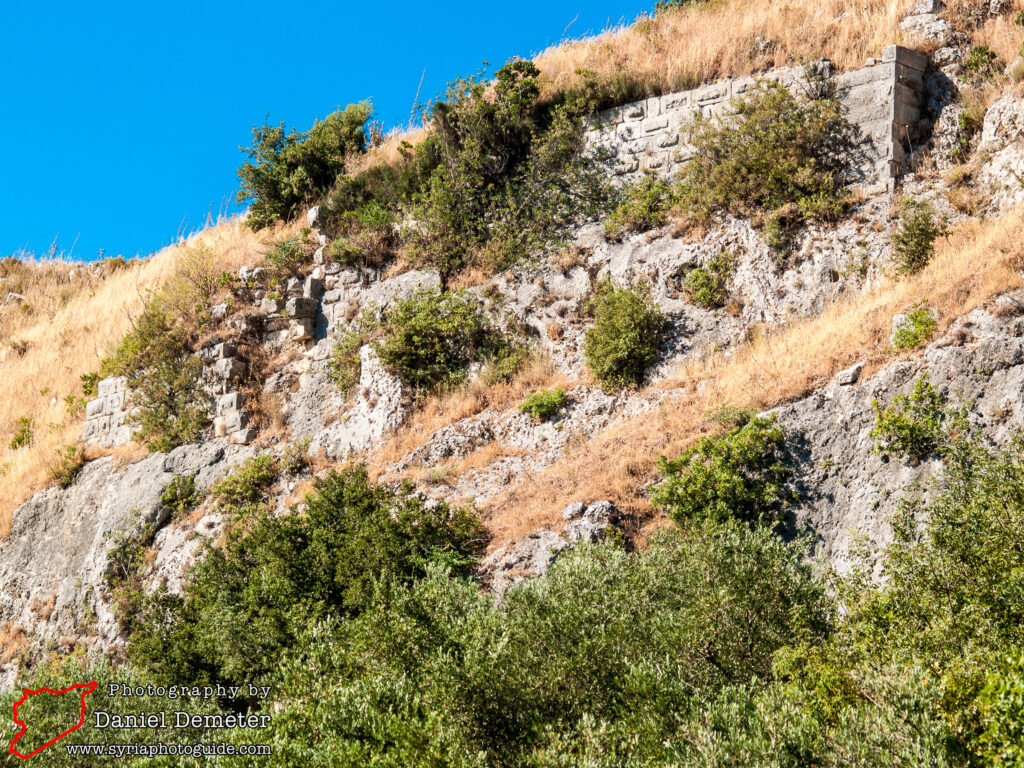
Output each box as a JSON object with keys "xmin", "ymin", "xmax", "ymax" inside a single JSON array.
[
  {"xmin": 535, "ymin": 0, "xmax": 917, "ymax": 101},
  {"xmin": 0, "ymin": 218, "xmax": 287, "ymax": 537},
  {"xmin": 481, "ymin": 206, "xmax": 1024, "ymax": 550},
  {"xmin": 369, "ymin": 353, "xmax": 569, "ymax": 473}
]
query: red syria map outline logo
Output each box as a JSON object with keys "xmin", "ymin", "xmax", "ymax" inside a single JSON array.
[{"xmin": 8, "ymin": 681, "xmax": 98, "ymax": 759}]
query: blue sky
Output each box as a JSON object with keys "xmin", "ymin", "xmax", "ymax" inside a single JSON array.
[{"xmin": 1, "ymin": 1, "xmax": 647, "ymax": 262}]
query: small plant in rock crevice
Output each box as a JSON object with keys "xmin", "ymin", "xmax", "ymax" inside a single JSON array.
[
  {"xmin": 9, "ymin": 417, "xmax": 33, "ymax": 450},
  {"xmin": 870, "ymin": 376, "xmax": 962, "ymax": 461},
  {"xmin": 604, "ymin": 175, "xmax": 676, "ymax": 240},
  {"xmin": 892, "ymin": 306, "xmax": 937, "ymax": 351},
  {"xmin": 682, "ymin": 251, "xmax": 734, "ymax": 309},
  {"xmin": 519, "ymin": 388, "xmax": 569, "ymax": 421}
]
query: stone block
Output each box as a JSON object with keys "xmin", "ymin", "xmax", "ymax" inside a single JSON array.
[
  {"xmin": 731, "ymin": 76, "xmax": 757, "ymax": 96},
  {"xmin": 105, "ymin": 391, "xmax": 125, "ymax": 411},
  {"xmin": 624, "ymin": 103, "xmax": 645, "ymax": 120},
  {"xmin": 210, "ymin": 303, "xmax": 228, "ymax": 320},
  {"xmin": 645, "ymin": 96, "xmax": 661, "ymax": 118},
  {"xmin": 656, "ymin": 132, "xmax": 680, "ymax": 148},
  {"xmin": 239, "ymin": 266, "xmax": 265, "ymax": 282},
  {"xmin": 264, "ymin": 315, "xmax": 290, "ymax": 332},
  {"xmin": 835, "ymin": 361, "xmax": 864, "ymax": 386},
  {"xmin": 885, "ymin": 45, "xmax": 929, "ymax": 72},
  {"xmin": 661, "ymin": 91, "xmax": 691, "ymax": 111},
  {"xmin": 110, "ymin": 411, "xmax": 127, "ymax": 428},
  {"xmin": 337, "ymin": 269, "xmax": 361, "ymax": 285},
  {"xmin": 217, "ymin": 392, "xmax": 243, "ymax": 414},
  {"xmin": 893, "ymin": 98, "xmax": 918, "ymax": 127},
  {"xmin": 286, "ymin": 277, "xmax": 303, "ymax": 294},
  {"xmin": 97, "ymin": 377, "xmax": 123, "ymax": 398},
  {"xmin": 313, "ymin": 246, "xmax": 327, "ymax": 265},
  {"xmin": 895, "ymin": 65, "xmax": 924, "ymax": 91},
  {"xmin": 612, "ymin": 158, "xmax": 640, "ymax": 175},
  {"xmin": 643, "ymin": 152, "xmax": 668, "ymax": 171},
  {"xmin": 288, "ymin": 318, "xmax": 316, "ymax": 341},
  {"xmin": 224, "ymin": 410, "xmax": 249, "ymax": 433},
  {"xmin": 641, "ymin": 114, "xmax": 669, "ymax": 133},
  {"xmin": 694, "ymin": 82, "xmax": 728, "ymax": 104},
  {"xmin": 285, "ymin": 297, "xmax": 319, "ymax": 318},
  {"xmin": 616, "ymin": 123, "xmax": 639, "ymax": 142},
  {"xmin": 85, "ymin": 398, "xmax": 106, "ymax": 419},
  {"xmin": 212, "ymin": 341, "xmax": 237, "ymax": 360},
  {"xmin": 215, "ymin": 357, "xmax": 247, "ymax": 381},
  {"xmin": 259, "ymin": 297, "xmax": 284, "ymax": 315},
  {"xmin": 322, "ymin": 288, "xmax": 345, "ymax": 305},
  {"xmin": 303, "ymin": 276, "xmax": 325, "ymax": 300},
  {"xmin": 229, "ymin": 428, "xmax": 257, "ymax": 445},
  {"xmin": 622, "ymin": 139, "xmax": 649, "ymax": 155},
  {"xmin": 306, "ymin": 205, "xmax": 321, "ymax": 228}
]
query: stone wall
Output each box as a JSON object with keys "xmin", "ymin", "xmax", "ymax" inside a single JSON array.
[
  {"xmin": 585, "ymin": 45, "xmax": 930, "ymax": 191},
  {"xmin": 80, "ymin": 376, "xmax": 132, "ymax": 448}
]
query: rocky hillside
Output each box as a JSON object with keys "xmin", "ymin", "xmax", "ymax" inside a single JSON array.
[{"xmin": 3, "ymin": 1, "xmax": 1024, "ymax": 764}]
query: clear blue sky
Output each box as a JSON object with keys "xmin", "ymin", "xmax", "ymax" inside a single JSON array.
[{"xmin": 1, "ymin": 1, "xmax": 647, "ymax": 262}]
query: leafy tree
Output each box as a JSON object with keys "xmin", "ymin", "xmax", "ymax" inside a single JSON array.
[
  {"xmin": 237, "ymin": 103, "xmax": 372, "ymax": 230},
  {"xmin": 128, "ymin": 465, "xmax": 482, "ymax": 686}
]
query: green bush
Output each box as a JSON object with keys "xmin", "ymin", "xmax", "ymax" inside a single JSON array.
[
  {"xmin": 965, "ymin": 45, "xmax": 999, "ymax": 80},
  {"xmin": 128, "ymin": 465, "xmax": 483, "ymax": 686},
  {"xmin": 891, "ymin": 197, "xmax": 945, "ymax": 276},
  {"xmin": 977, "ymin": 656, "xmax": 1024, "ymax": 767},
  {"xmin": 160, "ymin": 474, "xmax": 202, "ymax": 521},
  {"xmin": 9, "ymin": 416, "xmax": 33, "ymax": 449},
  {"xmin": 410, "ymin": 61, "xmax": 610, "ymax": 282},
  {"xmin": 683, "ymin": 251, "xmax": 734, "ymax": 309},
  {"xmin": 327, "ymin": 200, "xmax": 397, "ymax": 270},
  {"xmin": 327, "ymin": 329, "xmax": 364, "ymax": 398},
  {"xmin": 676, "ymin": 79, "xmax": 854, "ymax": 247},
  {"xmin": 519, "ymin": 388, "xmax": 568, "ymax": 421},
  {"xmin": 374, "ymin": 289, "xmax": 519, "ymax": 392},
  {"xmin": 870, "ymin": 376, "xmax": 954, "ymax": 460},
  {"xmin": 208, "ymin": 455, "xmax": 279, "ymax": 518},
  {"xmin": 262, "ymin": 236, "xmax": 315, "ymax": 277},
  {"xmin": 237, "ymin": 522, "xmax": 829, "ymax": 765},
  {"xmin": 604, "ymin": 174, "xmax": 676, "ymax": 239},
  {"xmin": 583, "ymin": 280, "xmax": 667, "ymax": 391},
  {"xmin": 236, "ymin": 103, "xmax": 372, "ymax": 230},
  {"xmin": 653, "ymin": 415, "xmax": 794, "ymax": 526},
  {"xmin": 892, "ymin": 307, "xmax": 937, "ymax": 350}
]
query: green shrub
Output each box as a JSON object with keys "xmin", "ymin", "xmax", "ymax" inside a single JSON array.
[
  {"xmin": 236, "ymin": 103, "xmax": 372, "ymax": 230},
  {"xmin": 128, "ymin": 465, "xmax": 483, "ymax": 685},
  {"xmin": 245, "ymin": 522, "xmax": 829, "ymax": 764},
  {"xmin": 410, "ymin": 61, "xmax": 610, "ymax": 282},
  {"xmin": 965, "ymin": 45, "xmax": 999, "ymax": 80},
  {"xmin": 653, "ymin": 415, "xmax": 794, "ymax": 526},
  {"xmin": 870, "ymin": 376, "xmax": 954, "ymax": 460},
  {"xmin": 977, "ymin": 656, "xmax": 1024, "ymax": 767},
  {"xmin": 262, "ymin": 235, "xmax": 316, "ymax": 277},
  {"xmin": 374, "ymin": 289, "xmax": 518, "ymax": 392},
  {"xmin": 891, "ymin": 197, "xmax": 945, "ymax": 276},
  {"xmin": 9, "ymin": 416, "xmax": 33, "ymax": 450},
  {"xmin": 952, "ymin": 106, "xmax": 983, "ymax": 164},
  {"xmin": 160, "ymin": 474, "xmax": 202, "ymax": 521},
  {"xmin": 583, "ymin": 280, "xmax": 667, "ymax": 391},
  {"xmin": 281, "ymin": 435, "xmax": 312, "ymax": 475},
  {"xmin": 208, "ymin": 455, "xmax": 279, "ymax": 518},
  {"xmin": 80, "ymin": 371, "xmax": 99, "ymax": 397},
  {"xmin": 102, "ymin": 248, "xmax": 217, "ymax": 452},
  {"xmin": 604, "ymin": 174, "xmax": 676, "ymax": 239},
  {"xmin": 519, "ymin": 388, "xmax": 568, "ymax": 421},
  {"xmin": 676, "ymin": 79, "xmax": 854, "ymax": 246},
  {"xmin": 47, "ymin": 445, "xmax": 84, "ymax": 488},
  {"xmin": 892, "ymin": 307, "xmax": 937, "ymax": 350},
  {"xmin": 327, "ymin": 201, "xmax": 397, "ymax": 270},
  {"xmin": 683, "ymin": 251, "xmax": 734, "ymax": 309}
]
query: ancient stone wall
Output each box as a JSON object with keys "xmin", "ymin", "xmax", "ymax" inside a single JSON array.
[{"xmin": 585, "ymin": 45, "xmax": 930, "ymax": 191}]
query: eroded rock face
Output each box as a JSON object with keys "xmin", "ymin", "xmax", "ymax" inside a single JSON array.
[
  {"xmin": 0, "ymin": 440, "xmax": 253, "ymax": 685},
  {"xmin": 776, "ymin": 296, "xmax": 1024, "ymax": 574},
  {"xmin": 481, "ymin": 501, "xmax": 618, "ymax": 596}
]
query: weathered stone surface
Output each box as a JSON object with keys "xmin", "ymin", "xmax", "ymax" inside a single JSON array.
[
  {"xmin": 835, "ymin": 361, "xmax": 865, "ymax": 386},
  {"xmin": 480, "ymin": 531, "xmax": 569, "ymax": 597},
  {"xmin": 214, "ymin": 357, "xmax": 247, "ymax": 381},
  {"xmin": 0, "ymin": 440, "xmax": 252, "ymax": 681},
  {"xmin": 306, "ymin": 205, "xmax": 321, "ymax": 228},
  {"xmin": 285, "ymin": 297, "xmax": 318, "ymax": 318}
]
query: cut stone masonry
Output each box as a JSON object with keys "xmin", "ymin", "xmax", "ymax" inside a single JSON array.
[{"xmin": 586, "ymin": 45, "xmax": 930, "ymax": 191}]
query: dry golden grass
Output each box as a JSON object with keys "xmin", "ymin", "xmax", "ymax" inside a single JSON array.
[
  {"xmin": 478, "ymin": 206, "xmax": 1024, "ymax": 549},
  {"xmin": 534, "ymin": 0, "xmax": 917, "ymax": 100},
  {"xmin": 369, "ymin": 353, "xmax": 568, "ymax": 473},
  {"xmin": 0, "ymin": 218, "xmax": 286, "ymax": 537}
]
